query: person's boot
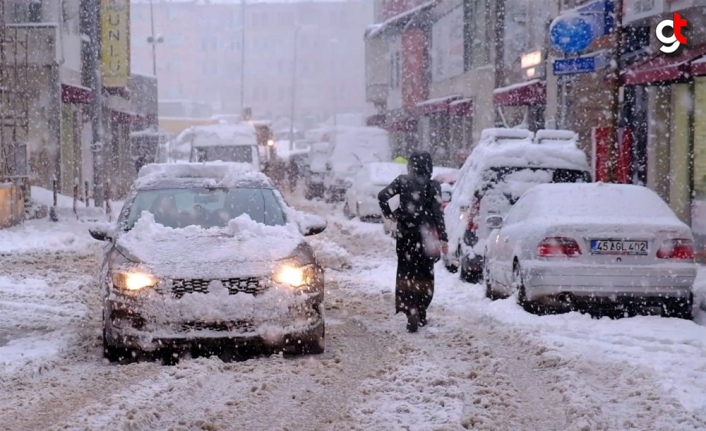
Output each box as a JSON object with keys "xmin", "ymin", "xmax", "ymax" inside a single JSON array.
[
  {"xmin": 419, "ymin": 308, "xmax": 427, "ymax": 327},
  {"xmin": 406, "ymin": 309, "xmax": 419, "ymax": 333}
]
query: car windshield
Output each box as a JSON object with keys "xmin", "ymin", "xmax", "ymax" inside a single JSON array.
[
  {"xmin": 122, "ymin": 187, "xmax": 287, "ymax": 230},
  {"xmin": 194, "ymin": 145, "xmax": 253, "ymax": 163},
  {"xmin": 480, "ymin": 167, "xmax": 591, "ymax": 204}
]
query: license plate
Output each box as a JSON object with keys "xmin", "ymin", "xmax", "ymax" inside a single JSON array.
[{"xmin": 590, "ymin": 239, "xmax": 648, "ymax": 255}]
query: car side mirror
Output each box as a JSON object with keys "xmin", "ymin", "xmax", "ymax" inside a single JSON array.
[
  {"xmin": 89, "ymin": 224, "xmax": 114, "ymax": 242},
  {"xmin": 293, "ymin": 211, "xmax": 327, "ymax": 236},
  {"xmin": 486, "ymin": 215, "xmax": 503, "ymax": 230}
]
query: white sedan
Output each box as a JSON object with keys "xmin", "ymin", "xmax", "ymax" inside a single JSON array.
[{"xmin": 484, "ymin": 183, "xmax": 696, "ymax": 318}]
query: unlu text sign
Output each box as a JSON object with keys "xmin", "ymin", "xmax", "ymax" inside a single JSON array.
[{"xmin": 101, "ymin": 0, "xmax": 130, "ymax": 88}]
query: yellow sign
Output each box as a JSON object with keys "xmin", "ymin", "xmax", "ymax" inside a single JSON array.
[{"xmin": 101, "ymin": 0, "xmax": 130, "ymax": 88}]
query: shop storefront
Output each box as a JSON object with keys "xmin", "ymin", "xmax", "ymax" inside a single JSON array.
[
  {"xmin": 415, "ymin": 95, "xmax": 460, "ymax": 166},
  {"xmin": 493, "ymin": 79, "xmax": 546, "ymax": 131}
]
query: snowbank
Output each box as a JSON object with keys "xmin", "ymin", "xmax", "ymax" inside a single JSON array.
[
  {"xmin": 30, "ymin": 186, "xmax": 74, "ymax": 207},
  {"xmin": 307, "ymin": 237, "xmax": 351, "ymax": 270},
  {"xmin": 0, "ymin": 219, "xmax": 101, "ymax": 253}
]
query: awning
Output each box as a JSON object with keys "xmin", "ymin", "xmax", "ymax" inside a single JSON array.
[
  {"xmin": 621, "ymin": 44, "xmax": 706, "ymax": 86},
  {"xmin": 385, "ymin": 116, "xmax": 417, "ymax": 133},
  {"xmin": 61, "ymin": 83, "xmax": 92, "ymax": 104},
  {"xmin": 365, "ymin": 114, "xmax": 386, "ymax": 127},
  {"xmin": 449, "ymin": 98, "xmax": 473, "ymax": 116},
  {"xmin": 493, "ymin": 79, "xmax": 546, "ymax": 106},
  {"xmin": 111, "ymin": 110, "xmax": 144, "ymax": 124},
  {"xmin": 366, "ymin": 0, "xmax": 436, "ymax": 39},
  {"xmin": 415, "ymin": 94, "xmax": 462, "ymax": 115}
]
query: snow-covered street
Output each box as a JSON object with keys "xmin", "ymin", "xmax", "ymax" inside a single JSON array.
[{"xmin": 2, "ymin": 194, "xmax": 706, "ymax": 430}]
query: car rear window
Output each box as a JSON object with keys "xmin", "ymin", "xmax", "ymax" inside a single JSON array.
[
  {"xmin": 122, "ymin": 187, "xmax": 286, "ymax": 230},
  {"xmin": 480, "ymin": 167, "xmax": 591, "ymax": 205}
]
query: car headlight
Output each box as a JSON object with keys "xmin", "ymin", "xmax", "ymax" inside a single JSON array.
[
  {"xmin": 273, "ymin": 264, "xmax": 314, "ymax": 288},
  {"xmin": 111, "ymin": 271, "xmax": 158, "ymax": 291}
]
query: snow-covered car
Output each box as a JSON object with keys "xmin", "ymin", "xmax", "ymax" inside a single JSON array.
[
  {"xmin": 444, "ymin": 129, "xmax": 592, "ymax": 283},
  {"xmin": 305, "ymin": 142, "xmax": 329, "ymax": 199},
  {"xmin": 382, "ymin": 166, "xmax": 459, "ymax": 237},
  {"xmin": 344, "ymin": 162, "xmax": 407, "ymax": 221},
  {"xmin": 89, "ymin": 162, "xmax": 328, "ymax": 363},
  {"xmin": 180, "ymin": 124, "xmax": 261, "ymax": 172},
  {"xmin": 322, "ymin": 126, "xmax": 391, "ymax": 203},
  {"xmin": 484, "ymin": 183, "xmax": 697, "ymax": 318}
]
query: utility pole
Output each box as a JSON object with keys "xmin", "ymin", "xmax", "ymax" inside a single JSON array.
[
  {"xmin": 493, "ymin": 0, "xmax": 506, "ymax": 128},
  {"xmin": 331, "ymin": 39, "xmax": 338, "ymax": 130},
  {"xmin": 289, "ymin": 25, "xmax": 300, "ymax": 151},
  {"xmin": 607, "ymin": 0, "xmax": 624, "ymax": 183},
  {"xmin": 89, "ymin": 0, "xmax": 104, "ymax": 207},
  {"xmin": 240, "ymin": 0, "xmax": 246, "ymax": 112},
  {"xmin": 147, "ymin": 0, "xmax": 163, "ymax": 76}
]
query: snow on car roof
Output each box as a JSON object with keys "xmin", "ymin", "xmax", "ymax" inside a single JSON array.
[
  {"xmin": 178, "ymin": 124, "xmax": 257, "ymax": 148},
  {"xmin": 135, "ymin": 162, "xmax": 271, "ymax": 190},
  {"xmin": 526, "ymin": 183, "xmax": 682, "ymax": 222},
  {"xmin": 470, "ymin": 130, "xmax": 590, "ymax": 172}
]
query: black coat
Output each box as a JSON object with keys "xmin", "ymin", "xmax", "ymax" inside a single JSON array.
[{"xmin": 378, "ymin": 160, "xmax": 449, "ymax": 314}]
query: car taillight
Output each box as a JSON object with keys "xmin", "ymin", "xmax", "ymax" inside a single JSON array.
[
  {"xmin": 466, "ymin": 197, "xmax": 481, "ymax": 232},
  {"xmin": 657, "ymin": 239, "xmax": 694, "ymax": 259},
  {"xmin": 537, "ymin": 237, "xmax": 582, "ymax": 257}
]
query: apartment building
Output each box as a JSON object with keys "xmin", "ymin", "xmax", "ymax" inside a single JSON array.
[{"xmin": 131, "ymin": 0, "xmax": 373, "ymax": 125}]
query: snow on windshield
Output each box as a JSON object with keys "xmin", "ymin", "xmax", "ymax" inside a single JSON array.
[{"xmin": 123, "ymin": 187, "xmax": 287, "ymax": 230}]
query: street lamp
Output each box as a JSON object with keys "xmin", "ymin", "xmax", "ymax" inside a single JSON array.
[
  {"xmin": 147, "ymin": 0, "xmax": 164, "ymax": 76},
  {"xmin": 288, "ymin": 25, "xmax": 301, "ymax": 151}
]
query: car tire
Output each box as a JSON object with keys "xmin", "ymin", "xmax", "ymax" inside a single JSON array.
[
  {"xmin": 343, "ymin": 202, "xmax": 355, "ymax": 219},
  {"xmin": 514, "ymin": 262, "xmax": 541, "ymax": 314},
  {"xmin": 460, "ymin": 259, "xmax": 482, "ymax": 284},
  {"xmin": 284, "ymin": 324, "xmax": 325, "ymax": 356},
  {"xmin": 484, "ymin": 263, "xmax": 498, "ymax": 300}
]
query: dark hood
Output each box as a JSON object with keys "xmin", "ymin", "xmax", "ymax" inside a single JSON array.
[{"xmin": 408, "ymin": 151, "xmax": 433, "ymax": 180}]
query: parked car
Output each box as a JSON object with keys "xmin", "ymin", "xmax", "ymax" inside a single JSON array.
[
  {"xmin": 483, "ymin": 183, "xmax": 696, "ymax": 319},
  {"xmin": 444, "ymin": 129, "xmax": 592, "ymax": 283},
  {"xmin": 383, "ymin": 166, "xmax": 459, "ymax": 237},
  {"xmin": 344, "ymin": 162, "xmax": 407, "ymax": 221},
  {"xmin": 181, "ymin": 124, "xmax": 261, "ymax": 172},
  {"xmin": 305, "ymin": 142, "xmax": 329, "ymax": 199},
  {"xmin": 322, "ymin": 126, "xmax": 391, "ymax": 203},
  {"xmin": 89, "ymin": 162, "xmax": 328, "ymax": 363}
]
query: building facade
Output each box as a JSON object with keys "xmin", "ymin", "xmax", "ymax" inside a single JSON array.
[{"xmin": 131, "ymin": 0, "xmax": 373, "ymax": 126}]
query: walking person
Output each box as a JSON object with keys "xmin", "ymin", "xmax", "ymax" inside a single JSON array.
[{"xmin": 378, "ymin": 151, "xmax": 449, "ymax": 333}]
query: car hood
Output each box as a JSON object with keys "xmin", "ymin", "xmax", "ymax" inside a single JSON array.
[{"xmin": 115, "ymin": 213, "xmax": 306, "ymax": 279}]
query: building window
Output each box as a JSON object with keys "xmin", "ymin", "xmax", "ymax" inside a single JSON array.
[{"xmin": 28, "ymin": 1, "xmax": 41, "ymax": 23}]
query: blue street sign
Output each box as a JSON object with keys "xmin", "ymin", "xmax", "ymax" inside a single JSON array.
[
  {"xmin": 553, "ymin": 57, "xmax": 596, "ymax": 75},
  {"xmin": 550, "ymin": 14, "xmax": 594, "ymax": 53}
]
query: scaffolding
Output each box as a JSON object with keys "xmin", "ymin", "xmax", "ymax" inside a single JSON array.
[{"xmin": 0, "ymin": 0, "xmax": 30, "ymax": 179}]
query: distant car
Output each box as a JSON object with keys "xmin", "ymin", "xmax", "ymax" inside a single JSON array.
[
  {"xmin": 382, "ymin": 166, "xmax": 458, "ymax": 237},
  {"xmin": 484, "ymin": 183, "xmax": 696, "ymax": 319},
  {"xmin": 344, "ymin": 162, "xmax": 407, "ymax": 221},
  {"xmin": 90, "ymin": 162, "xmax": 328, "ymax": 363},
  {"xmin": 444, "ymin": 129, "xmax": 592, "ymax": 283}
]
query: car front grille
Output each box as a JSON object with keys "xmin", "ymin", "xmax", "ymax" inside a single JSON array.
[
  {"xmin": 170, "ymin": 277, "xmax": 265, "ymax": 298},
  {"xmin": 180, "ymin": 320, "xmax": 254, "ymax": 332}
]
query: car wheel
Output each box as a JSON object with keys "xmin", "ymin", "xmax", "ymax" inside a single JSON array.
[
  {"xmin": 460, "ymin": 255, "xmax": 482, "ymax": 283},
  {"xmin": 343, "ymin": 202, "xmax": 354, "ymax": 219},
  {"xmin": 283, "ymin": 324, "xmax": 325, "ymax": 357},
  {"xmin": 484, "ymin": 261, "xmax": 498, "ymax": 300},
  {"xmin": 514, "ymin": 262, "xmax": 541, "ymax": 314}
]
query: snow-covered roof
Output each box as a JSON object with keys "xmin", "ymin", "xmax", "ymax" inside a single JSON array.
[
  {"xmin": 366, "ymin": 0, "xmax": 436, "ymax": 39},
  {"xmin": 178, "ymin": 123, "xmax": 257, "ymax": 148},
  {"xmin": 493, "ymin": 79, "xmax": 542, "ymax": 94},
  {"xmin": 416, "ymin": 94, "xmax": 462, "ymax": 107},
  {"xmin": 469, "ymin": 128, "xmax": 589, "ymax": 172},
  {"xmin": 135, "ymin": 162, "xmax": 269, "ymax": 189},
  {"xmin": 449, "ymin": 98, "xmax": 473, "ymax": 107}
]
